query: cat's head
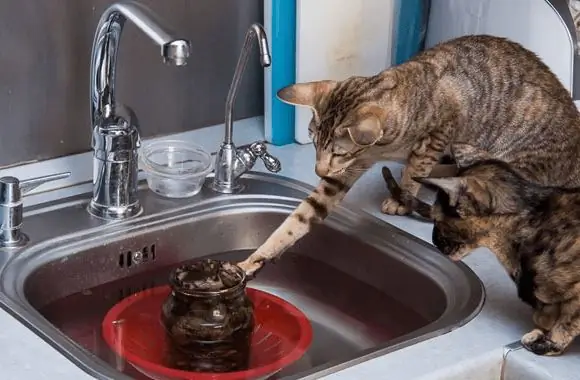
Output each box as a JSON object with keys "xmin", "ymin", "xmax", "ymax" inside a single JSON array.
[
  {"xmin": 413, "ymin": 160, "xmax": 531, "ymax": 260},
  {"xmin": 277, "ymin": 74, "xmax": 398, "ymax": 179}
]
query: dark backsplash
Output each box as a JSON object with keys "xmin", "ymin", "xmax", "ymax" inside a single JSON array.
[{"xmin": 0, "ymin": 0, "xmax": 264, "ymax": 167}]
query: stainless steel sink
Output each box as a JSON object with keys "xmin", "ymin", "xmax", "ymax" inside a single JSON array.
[{"xmin": 0, "ymin": 172, "xmax": 484, "ymax": 379}]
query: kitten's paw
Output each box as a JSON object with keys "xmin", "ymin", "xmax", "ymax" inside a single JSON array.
[
  {"xmin": 381, "ymin": 197, "xmax": 411, "ymax": 215},
  {"xmin": 521, "ymin": 329, "xmax": 564, "ymax": 356}
]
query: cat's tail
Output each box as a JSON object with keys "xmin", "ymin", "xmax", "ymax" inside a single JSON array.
[{"xmin": 381, "ymin": 166, "xmax": 434, "ymax": 220}]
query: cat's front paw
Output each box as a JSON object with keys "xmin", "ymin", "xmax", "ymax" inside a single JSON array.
[
  {"xmin": 237, "ymin": 257, "xmax": 266, "ymax": 279},
  {"xmin": 381, "ymin": 197, "xmax": 411, "ymax": 215},
  {"xmin": 521, "ymin": 329, "xmax": 564, "ymax": 356}
]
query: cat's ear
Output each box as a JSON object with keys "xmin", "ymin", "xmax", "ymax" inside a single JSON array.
[
  {"xmin": 345, "ymin": 106, "xmax": 385, "ymax": 147},
  {"xmin": 277, "ymin": 81, "xmax": 337, "ymax": 120},
  {"xmin": 277, "ymin": 80, "xmax": 336, "ymax": 106},
  {"xmin": 413, "ymin": 177, "xmax": 466, "ymax": 207}
]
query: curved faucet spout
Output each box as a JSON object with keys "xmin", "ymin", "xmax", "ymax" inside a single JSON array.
[
  {"xmin": 90, "ymin": 0, "xmax": 191, "ymax": 126},
  {"xmin": 209, "ymin": 23, "xmax": 279, "ymax": 194},
  {"xmin": 224, "ymin": 23, "xmax": 271, "ymax": 144}
]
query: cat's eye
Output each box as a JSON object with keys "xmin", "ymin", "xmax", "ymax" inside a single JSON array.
[{"xmin": 333, "ymin": 145, "xmax": 350, "ymax": 156}]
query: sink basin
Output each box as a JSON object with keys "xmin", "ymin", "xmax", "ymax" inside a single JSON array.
[{"xmin": 0, "ymin": 172, "xmax": 484, "ymax": 379}]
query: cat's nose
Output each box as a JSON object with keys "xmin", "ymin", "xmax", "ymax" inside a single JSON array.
[{"xmin": 315, "ymin": 165, "xmax": 329, "ymax": 177}]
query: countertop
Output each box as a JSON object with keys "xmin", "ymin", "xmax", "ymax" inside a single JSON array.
[{"xmin": 1, "ymin": 117, "xmax": 579, "ymax": 379}]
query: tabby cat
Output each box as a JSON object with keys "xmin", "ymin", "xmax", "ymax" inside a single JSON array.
[
  {"xmin": 382, "ymin": 162, "xmax": 580, "ymax": 356},
  {"xmin": 237, "ymin": 34, "xmax": 580, "ymax": 276}
]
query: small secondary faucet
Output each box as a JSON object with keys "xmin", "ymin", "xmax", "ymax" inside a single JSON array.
[
  {"xmin": 89, "ymin": 1, "xmax": 191, "ymax": 220},
  {"xmin": 209, "ymin": 23, "xmax": 281, "ymax": 194}
]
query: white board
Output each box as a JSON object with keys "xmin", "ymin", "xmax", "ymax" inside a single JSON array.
[{"xmin": 294, "ymin": 0, "xmax": 396, "ymax": 143}]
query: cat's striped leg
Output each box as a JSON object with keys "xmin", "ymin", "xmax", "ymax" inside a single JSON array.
[{"xmin": 237, "ymin": 176, "xmax": 351, "ymax": 277}]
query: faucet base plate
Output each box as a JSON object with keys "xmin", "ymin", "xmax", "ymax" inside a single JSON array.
[
  {"xmin": 207, "ymin": 181, "xmax": 245, "ymax": 194},
  {"xmin": 0, "ymin": 232, "xmax": 29, "ymax": 249},
  {"xmin": 87, "ymin": 201, "xmax": 142, "ymax": 221}
]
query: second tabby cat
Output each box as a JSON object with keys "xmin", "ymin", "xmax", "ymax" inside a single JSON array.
[
  {"xmin": 382, "ymin": 162, "xmax": 580, "ymax": 356},
  {"xmin": 238, "ymin": 34, "xmax": 580, "ymax": 276}
]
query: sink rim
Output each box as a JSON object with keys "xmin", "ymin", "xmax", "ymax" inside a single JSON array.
[{"xmin": 0, "ymin": 172, "xmax": 486, "ymax": 380}]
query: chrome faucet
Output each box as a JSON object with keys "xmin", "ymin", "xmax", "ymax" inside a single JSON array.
[
  {"xmin": 209, "ymin": 23, "xmax": 281, "ymax": 194},
  {"xmin": 88, "ymin": 1, "xmax": 191, "ymax": 220}
]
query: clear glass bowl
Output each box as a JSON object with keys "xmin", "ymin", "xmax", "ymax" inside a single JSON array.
[{"xmin": 140, "ymin": 139, "xmax": 212, "ymax": 198}]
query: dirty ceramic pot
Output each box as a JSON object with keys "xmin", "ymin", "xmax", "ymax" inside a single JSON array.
[{"xmin": 161, "ymin": 259, "xmax": 254, "ymax": 373}]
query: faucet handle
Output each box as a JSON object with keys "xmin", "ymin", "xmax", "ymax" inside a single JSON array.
[{"xmin": 248, "ymin": 142, "xmax": 281, "ymax": 173}]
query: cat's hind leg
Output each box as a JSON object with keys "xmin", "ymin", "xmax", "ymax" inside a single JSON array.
[{"xmin": 522, "ymin": 301, "xmax": 579, "ymax": 356}]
